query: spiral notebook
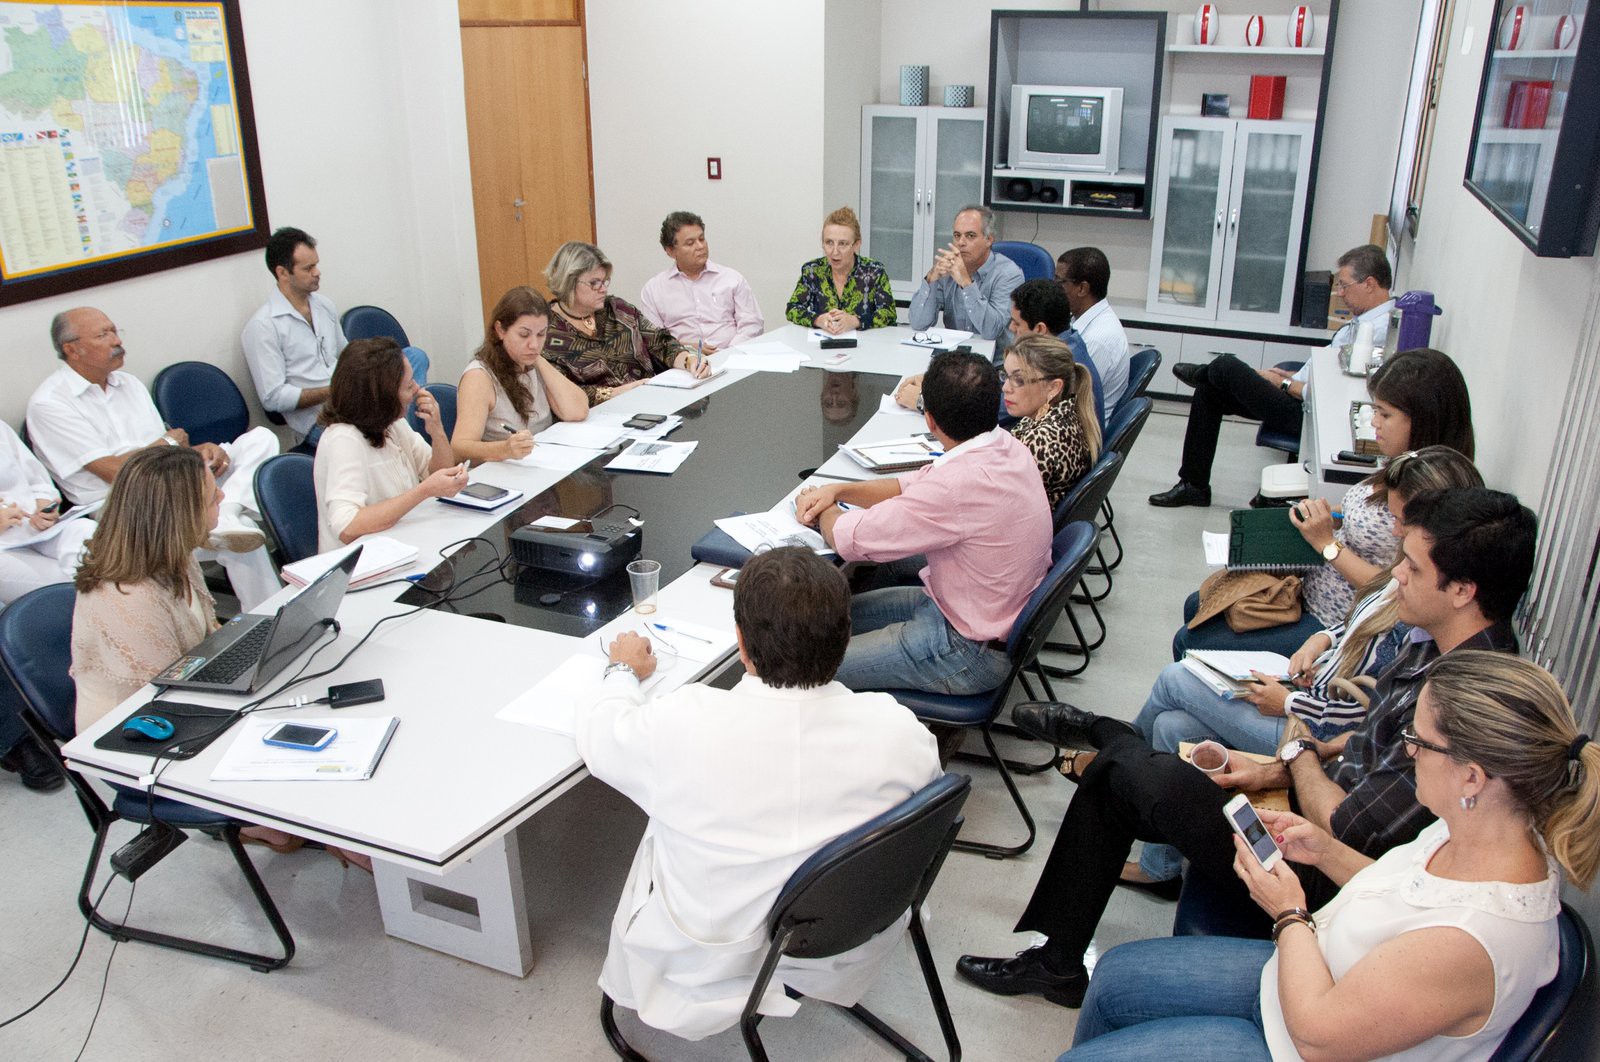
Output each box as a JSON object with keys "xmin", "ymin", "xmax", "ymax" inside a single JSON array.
[{"xmin": 1227, "ymin": 508, "xmax": 1325, "ymax": 571}]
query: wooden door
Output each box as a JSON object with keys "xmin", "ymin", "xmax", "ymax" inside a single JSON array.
[{"xmin": 460, "ymin": 0, "xmax": 595, "ymax": 319}]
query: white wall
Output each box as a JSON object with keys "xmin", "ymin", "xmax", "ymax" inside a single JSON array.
[
  {"xmin": 823, "ymin": 0, "xmax": 882, "ymax": 216},
  {"xmin": 0, "ymin": 0, "xmax": 482, "ymax": 430},
  {"xmin": 585, "ymin": 1, "xmax": 826, "ymax": 327}
]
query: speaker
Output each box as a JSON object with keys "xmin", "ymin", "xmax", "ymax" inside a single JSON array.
[
  {"xmin": 1300, "ymin": 270, "xmax": 1331, "ymax": 330},
  {"xmin": 1005, "ymin": 178, "xmax": 1034, "ymax": 202}
]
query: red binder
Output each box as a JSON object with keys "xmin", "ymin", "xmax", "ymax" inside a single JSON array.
[
  {"xmin": 1248, "ymin": 76, "xmax": 1286, "ymax": 120},
  {"xmin": 1504, "ymin": 80, "xmax": 1553, "ymax": 130}
]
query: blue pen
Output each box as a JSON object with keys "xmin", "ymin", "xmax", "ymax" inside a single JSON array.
[{"xmin": 651, "ymin": 622, "xmax": 711, "ymax": 645}]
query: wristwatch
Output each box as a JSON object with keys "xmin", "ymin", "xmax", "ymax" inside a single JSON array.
[
  {"xmin": 1279, "ymin": 378, "xmax": 1294, "ymax": 394},
  {"xmin": 1321, "ymin": 540, "xmax": 1343, "ymax": 562},
  {"xmin": 1279, "ymin": 738, "xmax": 1314, "ymax": 765},
  {"xmin": 602, "ymin": 661, "xmax": 636, "ymax": 680}
]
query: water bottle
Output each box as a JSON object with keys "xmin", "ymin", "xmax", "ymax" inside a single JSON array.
[{"xmin": 1349, "ymin": 319, "xmax": 1374, "ymax": 375}]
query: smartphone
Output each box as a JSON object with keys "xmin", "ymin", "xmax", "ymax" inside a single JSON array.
[
  {"xmin": 710, "ymin": 567, "xmax": 740, "ymax": 589},
  {"xmin": 624, "ymin": 415, "xmax": 664, "ymax": 430},
  {"xmin": 263, "ymin": 722, "xmax": 337, "ymax": 751},
  {"xmin": 819, "ymin": 337, "xmax": 857, "ymax": 349},
  {"xmin": 631, "ymin": 413, "xmax": 667, "ymax": 424},
  {"xmin": 1334, "ymin": 450, "xmax": 1380, "ymax": 466},
  {"xmin": 460, "ymin": 482, "xmax": 510, "ymax": 501},
  {"xmin": 1223, "ymin": 793, "xmax": 1282, "ymax": 870}
]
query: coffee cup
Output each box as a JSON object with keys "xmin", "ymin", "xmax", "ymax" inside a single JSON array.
[{"xmin": 1191, "ymin": 740, "xmax": 1230, "ymax": 774}]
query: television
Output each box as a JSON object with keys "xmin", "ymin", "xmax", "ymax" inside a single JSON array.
[{"xmin": 1009, "ymin": 84, "xmax": 1124, "ymax": 174}]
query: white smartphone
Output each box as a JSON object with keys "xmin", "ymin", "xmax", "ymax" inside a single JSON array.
[
  {"xmin": 263, "ymin": 722, "xmax": 337, "ymax": 752},
  {"xmin": 1223, "ymin": 793, "xmax": 1282, "ymax": 871}
]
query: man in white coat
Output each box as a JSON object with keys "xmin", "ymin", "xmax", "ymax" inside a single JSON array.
[{"xmin": 576, "ymin": 546, "xmax": 943, "ymax": 1041}]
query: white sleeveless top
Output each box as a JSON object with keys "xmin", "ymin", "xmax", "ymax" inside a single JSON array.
[
  {"xmin": 1260, "ymin": 819, "xmax": 1560, "ymax": 1061},
  {"xmin": 461, "ymin": 359, "xmax": 553, "ymax": 438}
]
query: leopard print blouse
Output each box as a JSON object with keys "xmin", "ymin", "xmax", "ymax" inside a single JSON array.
[{"xmin": 1009, "ymin": 399, "xmax": 1093, "ymax": 510}]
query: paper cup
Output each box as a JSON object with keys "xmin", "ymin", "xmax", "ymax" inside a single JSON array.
[{"xmin": 1191, "ymin": 740, "xmax": 1230, "ymax": 774}]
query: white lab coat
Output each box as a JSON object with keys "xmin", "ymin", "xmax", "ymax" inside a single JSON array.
[{"xmin": 575, "ymin": 671, "xmax": 943, "ymax": 1041}]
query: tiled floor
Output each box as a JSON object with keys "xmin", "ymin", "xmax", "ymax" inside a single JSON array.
[{"xmin": 0, "ymin": 402, "xmax": 1284, "ymax": 1060}]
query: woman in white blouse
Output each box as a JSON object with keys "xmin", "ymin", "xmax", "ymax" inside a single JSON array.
[
  {"xmin": 313, "ymin": 338, "xmax": 467, "ymax": 552},
  {"xmin": 0, "ymin": 418, "xmax": 92, "ymax": 604},
  {"xmin": 1063, "ymin": 651, "xmax": 1599, "ymax": 1062}
]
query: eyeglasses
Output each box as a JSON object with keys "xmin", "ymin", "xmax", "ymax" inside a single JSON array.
[
  {"xmin": 1400, "ymin": 726, "xmax": 1453, "ymax": 757},
  {"xmin": 998, "ymin": 369, "xmax": 1051, "ymax": 389},
  {"xmin": 582, "ymin": 276, "xmax": 612, "ymax": 291},
  {"xmin": 911, "ymin": 331, "xmax": 943, "ymax": 345},
  {"xmin": 1333, "ymin": 274, "xmax": 1363, "ymax": 294}
]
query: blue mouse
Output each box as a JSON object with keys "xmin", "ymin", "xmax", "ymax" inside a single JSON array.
[{"xmin": 122, "ymin": 715, "xmax": 175, "ymax": 742}]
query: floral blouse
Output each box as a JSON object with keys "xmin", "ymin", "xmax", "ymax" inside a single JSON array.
[
  {"xmin": 1303, "ymin": 481, "xmax": 1398, "ymax": 627},
  {"xmin": 543, "ymin": 296, "xmax": 687, "ymax": 403},
  {"xmin": 784, "ymin": 255, "xmax": 898, "ymax": 329},
  {"xmin": 1009, "ymin": 398, "xmax": 1093, "ymax": 511}
]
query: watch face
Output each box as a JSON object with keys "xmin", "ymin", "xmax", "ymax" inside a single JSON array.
[
  {"xmin": 1322, "ymin": 542, "xmax": 1340, "ymax": 561},
  {"xmin": 1280, "ymin": 740, "xmax": 1304, "ymax": 763}
]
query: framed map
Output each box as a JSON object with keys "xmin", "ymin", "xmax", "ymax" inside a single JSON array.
[{"xmin": 0, "ymin": 1, "xmax": 268, "ymax": 304}]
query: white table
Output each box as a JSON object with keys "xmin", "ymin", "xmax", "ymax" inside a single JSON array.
[
  {"xmin": 1302, "ymin": 342, "xmax": 1378, "ymax": 504},
  {"xmin": 60, "ymin": 325, "xmax": 981, "ymax": 975}
]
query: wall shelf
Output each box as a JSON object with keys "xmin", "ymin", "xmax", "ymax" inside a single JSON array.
[{"xmin": 1168, "ymin": 44, "xmax": 1324, "ymax": 56}]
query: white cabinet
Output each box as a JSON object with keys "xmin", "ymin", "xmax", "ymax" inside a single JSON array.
[
  {"xmin": 860, "ymin": 105, "xmax": 985, "ymax": 301},
  {"xmin": 1146, "ymin": 116, "xmax": 1314, "ymax": 327}
]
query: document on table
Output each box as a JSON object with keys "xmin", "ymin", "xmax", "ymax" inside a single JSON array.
[
  {"xmin": 732, "ymin": 336, "xmax": 802, "ymax": 357},
  {"xmin": 878, "ymin": 378, "xmax": 924, "ymax": 416},
  {"xmin": 0, "ymin": 500, "xmax": 101, "ymax": 551},
  {"xmin": 902, "ymin": 329, "xmax": 972, "ymax": 349},
  {"xmin": 1202, "ymin": 531, "xmax": 1230, "ymax": 566},
  {"xmin": 647, "ymin": 366, "xmax": 728, "ymax": 389},
  {"xmin": 534, "ymin": 421, "xmax": 626, "ymax": 450},
  {"xmin": 808, "ymin": 329, "xmax": 858, "ymax": 341},
  {"xmin": 607, "ymin": 439, "xmax": 698, "ymax": 473},
  {"xmin": 210, "ymin": 716, "xmax": 399, "ymax": 781},
  {"xmin": 713, "ymin": 510, "xmax": 831, "ymax": 556},
  {"xmin": 587, "ymin": 410, "xmax": 684, "ymax": 441},
  {"xmin": 726, "ymin": 352, "xmax": 805, "ymax": 373},
  {"xmin": 637, "ymin": 616, "xmax": 730, "ymax": 663},
  {"xmin": 510, "ymin": 445, "xmax": 606, "ymax": 473},
  {"xmin": 495, "ymin": 655, "xmax": 667, "ymax": 737}
]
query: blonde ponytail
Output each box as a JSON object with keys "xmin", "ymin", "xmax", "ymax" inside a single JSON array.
[{"xmin": 1074, "ymin": 363, "xmax": 1101, "ymax": 461}]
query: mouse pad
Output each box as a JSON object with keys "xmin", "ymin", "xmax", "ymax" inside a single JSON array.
[{"xmin": 93, "ymin": 701, "xmax": 242, "ymax": 760}]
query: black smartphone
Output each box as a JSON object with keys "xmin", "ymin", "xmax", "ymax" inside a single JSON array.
[
  {"xmin": 819, "ymin": 338, "xmax": 857, "ymax": 349},
  {"xmin": 1334, "ymin": 450, "xmax": 1380, "ymax": 466},
  {"xmin": 624, "ymin": 415, "xmax": 665, "ymax": 429},
  {"xmin": 329, "ymin": 678, "xmax": 386, "ymax": 709},
  {"xmin": 460, "ymin": 482, "xmax": 510, "ymax": 501}
]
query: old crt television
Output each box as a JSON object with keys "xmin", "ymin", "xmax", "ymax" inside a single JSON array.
[{"xmin": 1009, "ymin": 85, "xmax": 1124, "ymax": 174}]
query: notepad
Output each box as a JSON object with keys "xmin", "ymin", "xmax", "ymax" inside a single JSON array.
[
  {"xmin": 1226, "ymin": 508, "xmax": 1325, "ymax": 570},
  {"xmin": 647, "ymin": 365, "xmax": 727, "ymax": 388},
  {"xmin": 210, "ymin": 716, "xmax": 399, "ymax": 781},
  {"xmin": 495, "ymin": 655, "xmax": 668, "ymax": 737},
  {"xmin": 1182, "ymin": 649, "xmax": 1293, "ymax": 698},
  {"xmin": 282, "ymin": 539, "xmax": 417, "ymax": 589}
]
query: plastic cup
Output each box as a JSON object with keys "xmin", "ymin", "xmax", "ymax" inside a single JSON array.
[
  {"xmin": 627, "ymin": 559, "xmax": 661, "ymax": 614},
  {"xmin": 1191, "ymin": 740, "xmax": 1230, "ymax": 774}
]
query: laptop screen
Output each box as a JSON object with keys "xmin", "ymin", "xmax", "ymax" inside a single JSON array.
[{"xmin": 254, "ymin": 545, "xmax": 361, "ymax": 681}]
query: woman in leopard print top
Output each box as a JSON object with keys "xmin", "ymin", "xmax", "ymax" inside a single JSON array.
[{"xmin": 1004, "ymin": 334, "xmax": 1102, "ymax": 510}]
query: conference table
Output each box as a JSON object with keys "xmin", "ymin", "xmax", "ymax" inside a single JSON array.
[
  {"xmin": 1301, "ymin": 341, "xmax": 1380, "ymax": 504},
  {"xmin": 61, "ymin": 324, "xmax": 988, "ymax": 976}
]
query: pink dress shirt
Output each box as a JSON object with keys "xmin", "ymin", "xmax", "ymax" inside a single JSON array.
[
  {"xmin": 637, "ymin": 260, "xmax": 764, "ymax": 349},
  {"xmin": 832, "ymin": 429, "xmax": 1053, "ymax": 643}
]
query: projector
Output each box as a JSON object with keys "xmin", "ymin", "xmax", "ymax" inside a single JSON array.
[{"xmin": 510, "ymin": 517, "xmax": 642, "ymax": 580}]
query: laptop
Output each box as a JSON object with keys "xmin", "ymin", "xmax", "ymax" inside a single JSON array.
[{"xmin": 155, "ymin": 545, "xmax": 363, "ymax": 694}]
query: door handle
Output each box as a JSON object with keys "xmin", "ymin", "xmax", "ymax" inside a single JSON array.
[
  {"xmin": 513, "ymin": 198, "xmax": 526, "ymax": 207},
  {"xmin": 1215, "ymin": 210, "xmax": 1223, "ymax": 231},
  {"xmin": 926, "ymin": 190, "xmax": 933, "ymax": 214},
  {"xmin": 915, "ymin": 188, "xmax": 922, "ymax": 208},
  {"xmin": 1229, "ymin": 209, "xmax": 1239, "ymax": 231}
]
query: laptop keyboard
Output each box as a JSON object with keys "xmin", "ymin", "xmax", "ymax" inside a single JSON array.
[{"xmin": 192, "ymin": 622, "xmax": 273, "ymax": 684}]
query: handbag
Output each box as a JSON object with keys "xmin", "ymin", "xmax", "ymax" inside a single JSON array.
[{"xmin": 1190, "ymin": 569, "xmax": 1303, "ymax": 632}]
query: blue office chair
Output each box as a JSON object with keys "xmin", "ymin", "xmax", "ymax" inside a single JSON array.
[
  {"xmin": 1040, "ymin": 452, "xmax": 1123, "ymax": 676},
  {"xmin": 254, "ymin": 453, "xmax": 319, "ymax": 564},
  {"xmin": 151, "ymin": 361, "xmax": 251, "ymax": 446},
  {"xmin": 1256, "ymin": 360, "xmax": 1306, "ymax": 456},
  {"xmin": 872, "ymin": 521, "xmax": 1099, "ymax": 858},
  {"xmin": 1122, "ymin": 347, "xmax": 1162, "ymax": 409},
  {"xmin": 340, "ymin": 304, "xmax": 413, "ymax": 347},
  {"xmin": 1489, "ymin": 904, "xmax": 1594, "ymax": 1061},
  {"xmin": 1097, "ymin": 396, "xmax": 1153, "ymax": 572},
  {"xmin": 405, "ymin": 383, "xmax": 457, "ymax": 445},
  {"xmin": 601, "ymin": 773, "xmax": 971, "ymax": 1062},
  {"xmin": 0, "ymin": 584, "xmax": 294, "ymax": 972},
  {"xmin": 993, "ymin": 240, "xmax": 1054, "ymax": 282}
]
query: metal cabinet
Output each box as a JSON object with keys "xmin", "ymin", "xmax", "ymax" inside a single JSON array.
[
  {"xmin": 860, "ymin": 105, "xmax": 986, "ymax": 300},
  {"xmin": 1146, "ymin": 116, "xmax": 1314, "ymax": 327}
]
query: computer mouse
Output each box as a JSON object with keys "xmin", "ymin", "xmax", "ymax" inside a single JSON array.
[{"xmin": 122, "ymin": 715, "xmax": 175, "ymax": 742}]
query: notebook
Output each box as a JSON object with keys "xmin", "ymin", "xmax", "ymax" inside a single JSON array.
[
  {"xmin": 1226, "ymin": 508, "xmax": 1325, "ymax": 571},
  {"xmin": 839, "ymin": 434, "xmax": 941, "ymax": 474},
  {"xmin": 283, "ymin": 539, "xmax": 416, "ymax": 590}
]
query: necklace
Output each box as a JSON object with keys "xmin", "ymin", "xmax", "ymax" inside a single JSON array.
[{"xmin": 556, "ymin": 301, "xmax": 596, "ymax": 327}]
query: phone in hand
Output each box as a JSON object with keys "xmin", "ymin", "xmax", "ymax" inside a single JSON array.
[
  {"xmin": 1224, "ymin": 793, "xmax": 1282, "ymax": 870},
  {"xmin": 263, "ymin": 722, "xmax": 337, "ymax": 751}
]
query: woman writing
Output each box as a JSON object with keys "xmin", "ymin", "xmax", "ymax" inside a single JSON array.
[
  {"xmin": 1064, "ymin": 651, "xmax": 1595, "ymax": 1061},
  {"xmin": 541, "ymin": 241, "xmax": 709, "ymax": 404},
  {"xmin": 785, "ymin": 207, "xmax": 898, "ymax": 334},
  {"xmin": 314, "ymin": 338, "xmax": 467, "ymax": 552},
  {"xmin": 71, "ymin": 447, "xmax": 370, "ymax": 867},
  {"xmin": 452, "ymin": 286, "xmax": 588, "ymax": 464},
  {"xmin": 1003, "ymin": 334, "xmax": 1101, "ymax": 510}
]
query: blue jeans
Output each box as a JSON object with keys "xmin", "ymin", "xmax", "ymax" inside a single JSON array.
[
  {"xmin": 834, "ymin": 588, "xmax": 1011, "ymax": 694},
  {"xmin": 1172, "ymin": 591, "xmax": 1324, "ymax": 660},
  {"xmin": 1131, "ymin": 662, "xmax": 1289, "ymax": 881},
  {"xmin": 1061, "ymin": 936, "xmax": 1274, "ymax": 1061}
]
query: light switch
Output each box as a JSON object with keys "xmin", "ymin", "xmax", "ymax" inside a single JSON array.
[{"xmin": 707, "ymin": 157, "xmax": 721, "ymax": 180}]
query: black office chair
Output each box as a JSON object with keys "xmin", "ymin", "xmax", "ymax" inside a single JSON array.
[
  {"xmin": 1256, "ymin": 360, "xmax": 1307, "ymax": 456},
  {"xmin": 601, "ymin": 773, "xmax": 971, "ymax": 1062},
  {"xmin": 1122, "ymin": 347, "xmax": 1162, "ymax": 406},
  {"xmin": 871, "ymin": 522, "xmax": 1099, "ymax": 858},
  {"xmin": 340, "ymin": 304, "xmax": 413, "ymax": 347},
  {"xmin": 1489, "ymin": 904, "xmax": 1595, "ymax": 1061},
  {"xmin": 1034, "ymin": 454, "xmax": 1123, "ymax": 684},
  {"xmin": 1097, "ymin": 396, "xmax": 1153, "ymax": 572},
  {"xmin": 405, "ymin": 382, "xmax": 457, "ymax": 445},
  {"xmin": 254, "ymin": 453, "xmax": 319, "ymax": 564},
  {"xmin": 0, "ymin": 584, "xmax": 295, "ymax": 972},
  {"xmin": 151, "ymin": 361, "xmax": 250, "ymax": 446}
]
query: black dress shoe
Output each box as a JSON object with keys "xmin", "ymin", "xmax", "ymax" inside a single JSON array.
[
  {"xmin": 1011, "ymin": 702, "xmax": 1138, "ymax": 750},
  {"xmin": 1148, "ymin": 481, "xmax": 1212, "ymax": 508},
  {"xmin": 1116, "ymin": 874, "xmax": 1183, "ymax": 902},
  {"xmin": 955, "ymin": 948, "xmax": 1088, "ymax": 1007},
  {"xmin": 1171, "ymin": 361, "xmax": 1207, "ymax": 388},
  {"xmin": 0, "ymin": 736, "xmax": 64, "ymax": 792}
]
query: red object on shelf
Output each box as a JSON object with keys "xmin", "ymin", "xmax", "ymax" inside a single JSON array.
[
  {"xmin": 1248, "ymin": 76, "xmax": 1287, "ymax": 120},
  {"xmin": 1504, "ymin": 80, "xmax": 1554, "ymax": 130}
]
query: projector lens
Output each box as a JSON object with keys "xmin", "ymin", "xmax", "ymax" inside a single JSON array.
[{"xmin": 579, "ymin": 552, "xmax": 597, "ymax": 571}]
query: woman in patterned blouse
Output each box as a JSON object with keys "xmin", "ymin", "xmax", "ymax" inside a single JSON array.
[
  {"xmin": 785, "ymin": 206, "xmax": 898, "ymax": 333},
  {"xmin": 542, "ymin": 241, "xmax": 710, "ymax": 404},
  {"xmin": 1003, "ymin": 334, "xmax": 1102, "ymax": 510}
]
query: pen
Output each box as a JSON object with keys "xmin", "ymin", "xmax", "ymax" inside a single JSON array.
[
  {"xmin": 497, "ymin": 421, "xmax": 521, "ymax": 435},
  {"xmin": 651, "ymin": 622, "xmax": 711, "ymax": 644}
]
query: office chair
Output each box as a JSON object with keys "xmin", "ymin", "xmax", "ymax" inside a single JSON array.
[
  {"xmin": 0, "ymin": 584, "xmax": 295, "ymax": 972},
  {"xmin": 1256, "ymin": 360, "xmax": 1307, "ymax": 456},
  {"xmin": 1489, "ymin": 904, "xmax": 1594, "ymax": 1061},
  {"xmin": 151, "ymin": 361, "xmax": 250, "ymax": 446},
  {"xmin": 992, "ymin": 241, "xmax": 1054, "ymax": 282},
  {"xmin": 405, "ymin": 383, "xmax": 457, "ymax": 445},
  {"xmin": 340, "ymin": 304, "xmax": 413, "ymax": 347},
  {"xmin": 1034, "ymin": 453, "xmax": 1122, "ymax": 685},
  {"xmin": 870, "ymin": 522, "xmax": 1099, "ymax": 858},
  {"xmin": 1097, "ymin": 397, "xmax": 1153, "ymax": 572},
  {"xmin": 1123, "ymin": 347, "xmax": 1162, "ymax": 405},
  {"xmin": 601, "ymin": 773, "xmax": 971, "ymax": 1062},
  {"xmin": 254, "ymin": 453, "xmax": 319, "ymax": 564}
]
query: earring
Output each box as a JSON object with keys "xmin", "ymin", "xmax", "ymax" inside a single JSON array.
[{"xmin": 1460, "ymin": 795, "xmax": 1477, "ymax": 811}]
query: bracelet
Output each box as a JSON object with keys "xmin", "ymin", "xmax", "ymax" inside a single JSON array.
[
  {"xmin": 602, "ymin": 661, "xmax": 635, "ymax": 680},
  {"xmin": 597, "ymin": 387, "xmax": 613, "ymax": 403},
  {"xmin": 162, "ymin": 433, "xmax": 179, "ymax": 446},
  {"xmin": 1271, "ymin": 908, "xmax": 1316, "ymax": 943}
]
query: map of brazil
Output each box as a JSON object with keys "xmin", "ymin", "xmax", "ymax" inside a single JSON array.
[{"xmin": 0, "ymin": 2, "xmax": 254, "ymax": 281}]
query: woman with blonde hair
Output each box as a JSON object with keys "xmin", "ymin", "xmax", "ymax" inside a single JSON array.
[
  {"xmin": 1004, "ymin": 333, "xmax": 1101, "ymax": 509},
  {"xmin": 1065, "ymin": 651, "xmax": 1599, "ymax": 1061},
  {"xmin": 452, "ymin": 285, "xmax": 588, "ymax": 463},
  {"xmin": 541, "ymin": 241, "xmax": 708, "ymax": 404},
  {"xmin": 785, "ymin": 206, "xmax": 898, "ymax": 334}
]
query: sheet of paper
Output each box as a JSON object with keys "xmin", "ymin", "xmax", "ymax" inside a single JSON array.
[
  {"xmin": 534, "ymin": 421, "xmax": 626, "ymax": 450},
  {"xmin": 586, "ymin": 410, "xmax": 684, "ymax": 441},
  {"xmin": 732, "ymin": 336, "xmax": 802, "ymax": 356},
  {"xmin": 0, "ymin": 500, "xmax": 100, "ymax": 552},
  {"xmin": 1185, "ymin": 649, "xmax": 1292, "ymax": 681},
  {"xmin": 606, "ymin": 439, "xmax": 698, "ymax": 474},
  {"xmin": 647, "ymin": 366, "xmax": 726, "ymax": 389},
  {"xmin": 902, "ymin": 329, "xmax": 972, "ymax": 349},
  {"xmin": 635, "ymin": 616, "xmax": 731, "ymax": 664},
  {"xmin": 210, "ymin": 717, "xmax": 399, "ymax": 781},
  {"xmin": 808, "ymin": 329, "xmax": 859, "ymax": 341},
  {"xmin": 878, "ymin": 393, "xmax": 923, "ymax": 416},
  {"xmin": 510, "ymin": 444, "xmax": 605, "ymax": 473},
  {"xmin": 529, "ymin": 515, "xmax": 579, "ymax": 530},
  {"xmin": 1202, "ymin": 530, "xmax": 1230, "ymax": 566},
  {"xmin": 494, "ymin": 655, "xmax": 665, "ymax": 737},
  {"xmin": 713, "ymin": 510, "xmax": 830, "ymax": 556},
  {"xmin": 726, "ymin": 352, "xmax": 804, "ymax": 373}
]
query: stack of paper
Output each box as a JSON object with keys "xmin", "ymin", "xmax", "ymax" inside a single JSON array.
[
  {"xmin": 732, "ymin": 337, "xmax": 803, "ymax": 357},
  {"xmin": 282, "ymin": 539, "xmax": 417, "ymax": 589},
  {"xmin": 587, "ymin": 410, "xmax": 684, "ymax": 441},
  {"xmin": 535, "ymin": 421, "xmax": 627, "ymax": 450},
  {"xmin": 210, "ymin": 716, "xmax": 400, "ymax": 781},
  {"xmin": 1180, "ymin": 649, "xmax": 1293, "ymax": 698},
  {"xmin": 495, "ymin": 655, "xmax": 668, "ymax": 737},
  {"xmin": 509, "ymin": 445, "xmax": 605, "ymax": 473},
  {"xmin": 607, "ymin": 439, "xmax": 698, "ymax": 474}
]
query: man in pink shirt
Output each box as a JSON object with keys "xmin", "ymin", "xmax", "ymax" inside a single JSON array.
[
  {"xmin": 796, "ymin": 350, "xmax": 1053, "ymax": 695},
  {"xmin": 637, "ymin": 211, "xmax": 764, "ymax": 353}
]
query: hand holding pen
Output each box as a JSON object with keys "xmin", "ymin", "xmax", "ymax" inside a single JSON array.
[{"xmin": 497, "ymin": 422, "xmax": 534, "ymax": 460}]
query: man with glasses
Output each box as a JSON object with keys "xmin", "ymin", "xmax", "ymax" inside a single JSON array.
[
  {"xmin": 908, "ymin": 205, "xmax": 1024, "ymax": 350},
  {"xmin": 1056, "ymin": 246, "xmax": 1130, "ymax": 412},
  {"xmin": 1150, "ymin": 244, "xmax": 1395, "ymax": 508},
  {"xmin": 955, "ymin": 488, "xmax": 1531, "ymax": 1008}
]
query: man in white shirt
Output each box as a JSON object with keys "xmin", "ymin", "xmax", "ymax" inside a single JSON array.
[
  {"xmin": 577, "ymin": 546, "xmax": 942, "ymax": 1041},
  {"xmin": 636, "ymin": 211, "xmax": 764, "ymax": 353},
  {"xmin": 1150, "ymin": 244, "xmax": 1397, "ymax": 508},
  {"xmin": 1056, "ymin": 246, "xmax": 1130, "ymax": 412},
  {"xmin": 26, "ymin": 307, "xmax": 281, "ymax": 609}
]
